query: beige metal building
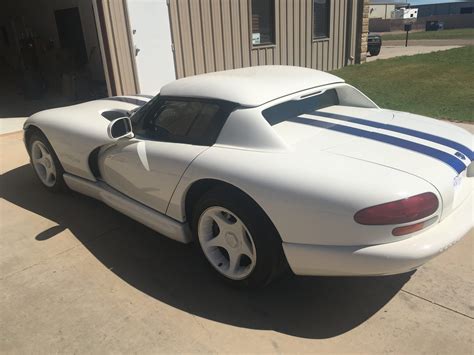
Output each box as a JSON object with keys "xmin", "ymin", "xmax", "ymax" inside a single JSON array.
[
  {"xmin": 96, "ymin": 0, "xmax": 368, "ymax": 96},
  {"xmin": 1, "ymin": 0, "xmax": 368, "ymax": 102},
  {"xmin": 168, "ymin": 0, "xmax": 364, "ymax": 78}
]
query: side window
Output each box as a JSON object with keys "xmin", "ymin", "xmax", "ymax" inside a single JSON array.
[
  {"xmin": 134, "ymin": 99, "xmax": 223, "ymax": 145},
  {"xmin": 313, "ymin": 0, "xmax": 331, "ymax": 39},
  {"xmin": 146, "ymin": 101, "xmax": 200, "ymax": 138},
  {"xmin": 251, "ymin": 0, "xmax": 275, "ymax": 46},
  {"xmin": 187, "ymin": 104, "xmax": 220, "ymax": 142}
]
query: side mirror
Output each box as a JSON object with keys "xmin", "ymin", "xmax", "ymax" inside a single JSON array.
[{"xmin": 107, "ymin": 117, "xmax": 134, "ymax": 139}]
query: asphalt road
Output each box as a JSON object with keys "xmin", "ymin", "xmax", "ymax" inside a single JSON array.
[{"xmin": 1, "ymin": 131, "xmax": 473, "ymax": 353}]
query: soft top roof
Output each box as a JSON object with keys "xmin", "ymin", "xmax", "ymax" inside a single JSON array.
[{"xmin": 160, "ymin": 65, "xmax": 344, "ymax": 107}]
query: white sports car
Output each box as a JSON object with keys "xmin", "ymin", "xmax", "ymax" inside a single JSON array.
[{"xmin": 24, "ymin": 66, "xmax": 473, "ymax": 287}]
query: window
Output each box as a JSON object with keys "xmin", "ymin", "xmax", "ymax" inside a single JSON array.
[
  {"xmin": 262, "ymin": 89, "xmax": 339, "ymax": 126},
  {"xmin": 251, "ymin": 0, "xmax": 275, "ymax": 46},
  {"xmin": 313, "ymin": 0, "xmax": 330, "ymax": 39},
  {"xmin": 132, "ymin": 98, "xmax": 231, "ymax": 146}
]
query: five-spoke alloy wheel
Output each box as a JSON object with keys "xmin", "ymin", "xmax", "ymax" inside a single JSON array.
[
  {"xmin": 27, "ymin": 130, "xmax": 68, "ymax": 192},
  {"xmin": 193, "ymin": 186, "xmax": 288, "ymax": 287},
  {"xmin": 31, "ymin": 140, "xmax": 57, "ymax": 187},
  {"xmin": 198, "ymin": 206, "xmax": 257, "ymax": 280}
]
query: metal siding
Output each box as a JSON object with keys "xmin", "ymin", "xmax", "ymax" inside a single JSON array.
[
  {"xmin": 340, "ymin": 0, "xmax": 345, "ymax": 68},
  {"xmin": 177, "ymin": 0, "xmax": 195, "ymax": 76},
  {"xmin": 293, "ymin": 0, "xmax": 300, "ymax": 66},
  {"xmin": 190, "ymin": 0, "xmax": 205, "ymax": 74},
  {"xmin": 317, "ymin": 41, "xmax": 323, "ymax": 70},
  {"xmin": 97, "ymin": 0, "xmax": 139, "ymax": 95},
  {"xmin": 258, "ymin": 48, "xmax": 266, "ymax": 65},
  {"xmin": 230, "ymin": 0, "xmax": 243, "ymax": 68},
  {"xmin": 200, "ymin": 0, "xmax": 215, "ymax": 72},
  {"xmin": 221, "ymin": 1, "xmax": 234, "ymax": 69},
  {"xmin": 287, "ymin": 0, "xmax": 294, "ymax": 65},
  {"xmin": 323, "ymin": 40, "xmax": 329, "ymax": 71},
  {"xmin": 266, "ymin": 47, "xmax": 273, "ymax": 64},
  {"xmin": 210, "ymin": 0, "xmax": 225, "ymax": 71},
  {"xmin": 251, "ymin": 49, "xmax": 259, "ymax": 65},
  {"xmin": 300, "ymin": 1, "xmax": 306, "ymax": 66},
  {"xmin": 328, "ymin": 0, "xmax": 335, "ymax": 71},
  {"xmin": 101, "ymin": 0, "xmax": 121, "ymax": 92},
  {"xmin": 337, "ymin": 0, "xmax": 346, "ymax": 69},
  {"xmin": 305, "ymin": 1, "xmax": 311, "ymax": 67},
  {"xmin": 273, "ymin": 2, "xmax": 280, "ymax": 65},
  {"xmin": 169, "ymin": 0, "xmax": 184, "ymax": 77},
  {"xmin": 240, "ymin": 0, "xmax": 251, "ymax": 67},
  {"xmin": 351, "ymin": 0, "xmax": 358, "ymax": 64},
  {"xmin": 279, "ymin": 0, "xmax": 287, "ymax": 65},
  {"xmin": 333, "ymin": 0, "xmax": 339, "ymax": 70},
  {"xmin": 169, "ymin": 0, "xmax": 353, "ymax": 77}
]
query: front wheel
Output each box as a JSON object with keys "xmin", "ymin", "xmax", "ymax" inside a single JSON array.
[
  {"xmin": 192, "ymin": 187, "xmax": 288, "ymax": 287},
  {"xmin": 27, "ymin": 131, "xmax": 68, "ymax": 192}
]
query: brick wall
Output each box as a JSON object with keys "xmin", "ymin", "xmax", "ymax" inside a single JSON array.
[
  {"xmin": 355, "ymin": 0, "xmax": 370, "ymax": 63},
  {"xmin": 360, "ymin": 0, "xmax": 369, "ymax": 63}
]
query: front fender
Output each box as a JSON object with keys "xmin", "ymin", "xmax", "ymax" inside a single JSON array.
[{"xmin": 24, "ymin": 99, "xmax": 142, "ymax": 181}]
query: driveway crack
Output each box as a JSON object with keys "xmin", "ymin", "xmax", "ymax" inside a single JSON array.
[{"xmin": 401, "ymin": 289, "xmax": 473, "ymax": 320}]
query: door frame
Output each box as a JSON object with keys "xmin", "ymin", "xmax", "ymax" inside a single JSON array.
[{"xmin": 92, "ymin": 0, "xmax": 140, "ymax": 96}]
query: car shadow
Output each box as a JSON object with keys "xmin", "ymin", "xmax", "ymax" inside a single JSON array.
[{"xmin": 0, "ymin": 164, "xmax": 412, "ymax": 339}]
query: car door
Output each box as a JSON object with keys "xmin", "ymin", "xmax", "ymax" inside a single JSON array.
[{"xmin": 98, "ymin": 97, "xmax": 231, "ymax": 214}]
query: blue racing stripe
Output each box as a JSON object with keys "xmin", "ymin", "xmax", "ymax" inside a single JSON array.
[
  {"xmin": 311, "ymin": 111, "xmax": 473, "ymax": 161},
  {"xmin": 288, "ymin": 116, "xmax": 467, "ymax": 174}
]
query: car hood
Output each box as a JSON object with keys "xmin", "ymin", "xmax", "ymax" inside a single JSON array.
[
  {"xmin": 279, "ymin": 106, "xmax": 473, "ymax": 218},
  {"xmin": 25, "ymin": 96, "xmax": 151, "ymax": 180}
]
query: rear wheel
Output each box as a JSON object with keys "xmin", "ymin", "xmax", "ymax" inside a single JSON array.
[
  {"xmin": 192, "ymin": 186, "xmax": 288, "ymax": 287},
  {"xmin": 27, "ymin": 131, "xmax": 68, "ymax": 192}
]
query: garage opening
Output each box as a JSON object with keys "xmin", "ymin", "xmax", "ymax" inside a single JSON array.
[{"xmin": 0, "ymin": 0, "xmax": 108, "ymax": 122}]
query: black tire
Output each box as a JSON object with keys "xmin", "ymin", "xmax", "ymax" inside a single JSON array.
[
  {"xmin": 27, "ymin": 130, "xmax": 69, "ymax": 192},
  {"xmin": 191, "ymin": 186, "xmax": 288, "ymax": 288},
  {"xmin": 369, "ymin": 47, "xmax": 380, "ymax": 56}
]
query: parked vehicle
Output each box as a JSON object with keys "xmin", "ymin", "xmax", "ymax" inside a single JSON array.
[
  {"xmin": 368, "ymin": 33, "xmax": 382, "ymax": 56},
  {"xmin": 24, "ymin": 66, "xmax": 473, "ymax": 287},
  {"xmin": 426, "ymin": 21, "xmax": 445, "ymax": 31}
]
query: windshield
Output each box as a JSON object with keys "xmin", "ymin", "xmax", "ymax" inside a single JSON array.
[{"xmin": 130, "ymin": 95, "xmax": 160, "ymax": 128}]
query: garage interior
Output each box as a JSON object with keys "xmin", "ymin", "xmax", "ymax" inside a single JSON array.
[{"xmin": 0, "ymin": 0, "xmax": 108, "ymax": 119}]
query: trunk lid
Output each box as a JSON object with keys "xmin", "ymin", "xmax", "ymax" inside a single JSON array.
[{"xmin": 275, "ymin": 106, "xmax": 473, "ymax": 219}]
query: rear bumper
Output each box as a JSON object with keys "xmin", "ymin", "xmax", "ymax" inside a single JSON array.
[{"xmin": 283, "ymin": 192, "xmax": 473, "ymax": 276}]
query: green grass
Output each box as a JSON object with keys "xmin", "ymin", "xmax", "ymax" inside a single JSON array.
[
  {"xmin": 380, "ymin": 28, "xmax": 474, "ymax": 41},
  {"xmin": 331, "ymin": 46, "xmax": 474, "ymax": 122}
]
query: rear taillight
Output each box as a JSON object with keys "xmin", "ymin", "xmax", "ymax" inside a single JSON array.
[{"xmin": 354, "ymin": 192, "xmax": 439, "ymax": 225}]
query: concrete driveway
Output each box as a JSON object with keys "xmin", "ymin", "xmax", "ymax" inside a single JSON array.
[
  {"xmin": 366, "ymin": 38, "xmax": 473, "ymax": 62},
  {"xmin": 367, "ymin": 45, "xmax": 461, "ymax": 62},
  {"xmin": 1, "ymin": 131, "xmax": 473, "ymax": 353}
]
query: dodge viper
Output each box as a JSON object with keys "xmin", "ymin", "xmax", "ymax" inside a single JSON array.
[{"xmin": 24, "ymin": 66, "xmax": 473, "ymax": 287}]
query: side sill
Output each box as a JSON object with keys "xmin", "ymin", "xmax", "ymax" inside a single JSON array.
[{"xmin": 63, "ymin": 174, "xmax": 192, "ymax": 243}]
